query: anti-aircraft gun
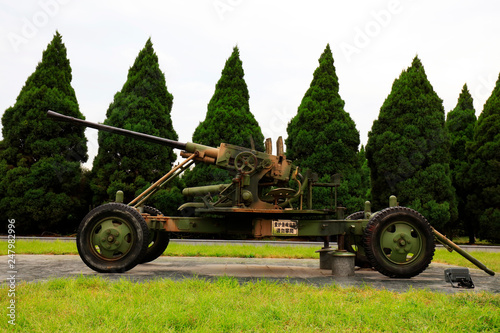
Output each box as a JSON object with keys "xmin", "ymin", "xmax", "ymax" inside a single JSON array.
[{"xmin": 47, "ymin": 111, "xmax": 495, "ymax": 278}]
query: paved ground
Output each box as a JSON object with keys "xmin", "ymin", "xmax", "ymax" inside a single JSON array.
[{"xmin": 2, "ymin": 254, "xmax": 498, "ymax": 294}]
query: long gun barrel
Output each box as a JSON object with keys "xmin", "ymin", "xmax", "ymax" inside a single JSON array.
[
  {"xmin": 47, "ymin": 110, "xmax": 188, "ymax": 150},
  {"xmin": 47, "ymin": 110, "xmax": 290, "ymax": 176}
]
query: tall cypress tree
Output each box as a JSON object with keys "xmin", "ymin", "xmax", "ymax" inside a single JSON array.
[
  {"xmin": 465, "ymin": 73, "xmax": 500, "ymax": 242},
  {"xmin": 192, "ymin": 46, "xmax": 264, "ymax": 150},
  {"xmin": 286, "ymin": 44, "xmax": 362, "ymax": 213},
  {"xmin": 0, "ymin": 32, "xmax": 88, "ymax": 234},
  {"xmin": 358, "ymin": 145, "xmax": 371, "ymax": 200},
  {"xmin": 366, "ymin": 56, "xmax": 456, "ymax": 230},
  {"xmin": 445, "ymin": 84, "xmax": 477, "ymax": 242},
  {"xmin": 184, "ymin": 46, "xmax": 264, "ymax": 187},
  {"xmin": 90, "ymin": 39, "xmax": 180, "ymax": 211}
]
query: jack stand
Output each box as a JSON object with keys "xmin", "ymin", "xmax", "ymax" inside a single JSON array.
[
  {"xmin": 331, "ymin": 234, "xmax": 355, "ymax": 277},
  {"xmin": 316, "ymin": 236, "xmax": 334, "ymax": 270},
  {"xmin": 332, "ymin": 251, "xmax": 355, "ymax": 277}
]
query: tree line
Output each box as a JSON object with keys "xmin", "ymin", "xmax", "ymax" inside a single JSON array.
[{"xmin": 1, "ymin": 32, "xmax": 498, "ymax": 243}]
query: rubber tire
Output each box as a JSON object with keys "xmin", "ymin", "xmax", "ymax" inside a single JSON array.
[
  {"xmin": 345, "ymin": 211, "xmax": 372, "ymax": 268},
  {"xmin": 363, "ymin": 206, "xmax": 435, "ymax": 278},
  {"xmin": 140, "ymin": 206, "xmax": 170, "ymax": 264},
  {"xmin": 77, "ymin": 203, "xmax": 149, "ymax": 273}
]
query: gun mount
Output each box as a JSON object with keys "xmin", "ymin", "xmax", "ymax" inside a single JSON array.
[
  {"xmin": 47, "ymin": 110, "xmax": 302, "ymax": 211},
  {"xmin": 47, "ymin": 110, "xmax": 496, "ymax": 279}
]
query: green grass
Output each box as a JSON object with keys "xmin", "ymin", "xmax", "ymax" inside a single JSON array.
[
  {"xmin": 0, "ymin": 240, "xmax": 318, "ymax": 259},
  {"xmin": 165, "ymin": 243, "xmax": 319, "ymax": 259},
  {"xmin": 1, "ymin": 240, "xmax": 499, "ymax": 273},
  {"xmin": 1, "ymin": 276, "xmax": 498, "ymax": 332},
  {"xmin": 0, "ymin": 240, "xmax": 78, "ymax": 255},
  {"xmin": 451, "ymin": 236, "xmax": 498, "ymax": 246},
  {"xmin": 433, "ymin": 248, "xmax": 500, "ymax": 272}
]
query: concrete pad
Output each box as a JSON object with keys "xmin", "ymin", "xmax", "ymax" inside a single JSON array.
[{"xmin": 1, "ymin": 255, "xmax": 498, "ymax": 294}]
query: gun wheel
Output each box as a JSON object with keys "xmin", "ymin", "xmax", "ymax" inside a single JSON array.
[
  {"xmin": 140, "ymin": 206, "xmax": 170, "ymax": 264},
  {"xmin": 363, "ymin": 207, "xmax": 435, "ymax": 278},
  {"xmin": 234, "ymin": 151, "xmax": 258, "ymax": 174},
  {"xmin": 77, "ymin": 203, "xmax": 149, "ymax": 273}
]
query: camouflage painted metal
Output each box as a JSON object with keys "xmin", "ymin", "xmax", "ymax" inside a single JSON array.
[{"xmin": 47, "ymin": 110, "xmax": 495, "ymax": 278}]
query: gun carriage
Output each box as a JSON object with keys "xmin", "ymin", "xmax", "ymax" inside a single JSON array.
[{"xmin": 47, "ymin": 111, "xmax": 495, "ymax": 278}]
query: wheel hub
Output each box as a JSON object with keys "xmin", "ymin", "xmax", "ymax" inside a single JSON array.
[
  {"xmin": 91, "ymin": 218, "xmax": 133, "ymax": 258},
  {"xmin": 392, "ymin": 233, "xmax": 412, "ymax": 253},
  {"xmin": 381, "ymin": 222, "xmax": 422, "ymax": 264},
  {"xmin": 98, "ymin": 228, "xmax": 122, "ymax": 250}
]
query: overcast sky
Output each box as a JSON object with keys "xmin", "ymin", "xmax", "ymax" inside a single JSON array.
[{"xmin": 1, "ymin": 0, "xmax": 499, "ymax": 168}]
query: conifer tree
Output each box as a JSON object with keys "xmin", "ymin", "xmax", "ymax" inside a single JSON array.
[
  {"xmin": 366, "ymin": 57, "xmax": 456, "ymax": 229},
  {"xmin": 358, "ymin": 145, "xmax": 371, "ymax": 200},
  {"xmin": 465, "ymin": 73, "xmax": 500, "ymax": 242},
  {"xmin": 0, "ymin": 32, "xmax": 88, "ymax": 233},
  {"xmin": 184, "ymin": 46, "xmax": 264, "ymax": 187},
  {"xmin": 286, "ymin": 44, "xmax": 362, "ymax": 213},
  {"xmin": 445, "ymin": 84, "xmax": 477, "ymax": 241},
  {"xmin": 90, "ymin": 39, "xmax": 181, "ymax": 213}
]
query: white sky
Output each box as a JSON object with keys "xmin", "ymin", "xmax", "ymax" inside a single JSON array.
[{"xmin": 1, "ymin": 0, "xmax": 499, "ymax": 169}]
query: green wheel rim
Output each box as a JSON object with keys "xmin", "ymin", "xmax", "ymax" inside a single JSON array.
[
  {"xmin": 90, "ymin": 217, "xmax": 135, "ymax": 260},
  {"xmin": 379, "ymin": 221, "xmax": 424, "ymax": 265}
]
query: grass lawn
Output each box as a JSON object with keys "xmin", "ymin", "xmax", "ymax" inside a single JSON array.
[
  {"xmin": 452, "ymin": 236, "xmax": 498, "ymax": 246},
  {"xmin": 1, "ymin": 276, "xmax": 499, "ymax": 332},
  {"xmin": 1, "ymin": 240, "xmax": 499, "ymax": 331}
]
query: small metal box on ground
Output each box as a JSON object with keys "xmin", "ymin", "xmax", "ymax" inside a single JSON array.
[{"xmin": 444, "ymin": 268, "xmax": 474, "ymax": 288}]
